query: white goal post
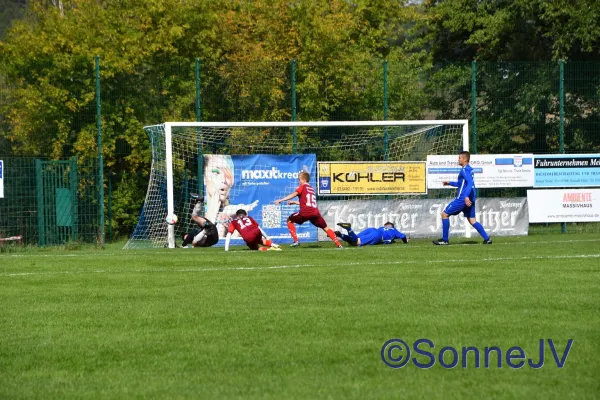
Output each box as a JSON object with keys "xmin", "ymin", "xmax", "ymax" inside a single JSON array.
[{"xmin": 125, "ymin": 120, "xmax": 469, "ymax": 249}]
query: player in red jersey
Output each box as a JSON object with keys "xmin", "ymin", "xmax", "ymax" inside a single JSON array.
[
  {"xmin": 224, "ymin": 209, "xmax": 281, "ymax": 251},
  {"xmin": 274, "ymin": 171, "xmax": 343, "ymax": 248}
]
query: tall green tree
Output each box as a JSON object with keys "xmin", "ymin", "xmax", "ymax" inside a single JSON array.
[
  {"xmin": 204, "ymin": 0, "xmax": 427, "ymax": 123},
  {"xmin": 423, "ymin": 0, "xmax": 600, "ymax": 154},
  {"xmin": 0, "ymin": 0, "xmax": 225, "ymax": 160},
  {"xmin": 0, "ymin": 0, "xmax": 227, "ymax": 234},
  {"xmin": 424, "ymin": 0, "xmax": 600, "ymax": 62}
]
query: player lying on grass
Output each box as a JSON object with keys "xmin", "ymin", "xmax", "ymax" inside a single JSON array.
[
  {"xmin": 224, "ymin": 209, "xmax": 281, "ymax": 252},
  {"xmin": 274, "ymin": 171, "xmax": 343, "ymax": 249},
  {"xmin": 335, "ymin": 222, "xmax": 408, "ymax": 246},
  {"xmin": 181, "ymin": 194, "xmax": 219, "ymax": 248}
]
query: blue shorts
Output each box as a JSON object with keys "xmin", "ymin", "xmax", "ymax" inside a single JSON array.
[
  {"xmin": 357, "ymin": 228, "xmax": 383, "ymax": 246},
  {"xmin": 444, "ymin": 199, "xmax": 476, "ymax": 219}
]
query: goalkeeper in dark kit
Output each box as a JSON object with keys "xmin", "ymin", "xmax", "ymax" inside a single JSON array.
[{"xmin": 181, "ymin": 193, "xmax": 220, "ymax": 248}]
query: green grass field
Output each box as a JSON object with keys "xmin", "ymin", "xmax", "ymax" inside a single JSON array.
[{"xmin": 1, "ymin": 234, "xmax": 599, "ymax": 399}]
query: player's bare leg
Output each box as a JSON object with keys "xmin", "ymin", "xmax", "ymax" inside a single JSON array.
[{"xmin": 192, "ymin": 230, "xmax": 207, "ymax": 247}]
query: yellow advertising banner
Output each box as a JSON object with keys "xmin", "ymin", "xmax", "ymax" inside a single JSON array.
[{"xmin": 317, "ymin": 162, "xmax": 427, "ymax": 195}]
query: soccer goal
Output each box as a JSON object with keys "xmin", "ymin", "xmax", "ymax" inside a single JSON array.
[{"xmin": 124, "ymin": 120, "xmax": 468, "ymax": 249}]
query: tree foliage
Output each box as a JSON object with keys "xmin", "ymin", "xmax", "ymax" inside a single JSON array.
[
  {"xmin": 0, "ymin": 0, "xmax": 599, "ymax": 236},
  {"xmin": 424, "ymin": 0, "xmax": 600, "ymax": 62},
  {"xmin": 424, "ymin": 0, "xmax": 600, "ymax": 154}
]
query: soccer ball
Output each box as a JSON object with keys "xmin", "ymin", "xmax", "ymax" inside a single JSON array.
[{"xmin": 165, "ymin": 214, "xmax": 178, "ymax": 225}]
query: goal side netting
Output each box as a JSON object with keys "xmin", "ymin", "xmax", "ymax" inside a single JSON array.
[{"xmin": 124, "ymin": 120, "xmax": 468, "ymax": 249}]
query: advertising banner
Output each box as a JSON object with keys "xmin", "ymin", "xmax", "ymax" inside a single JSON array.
[
  {"xmin": 317, "ymin": 161, "xmax": 426, "ymax": 195},
  {"xmin": 533, "ymin": 154, "xmax": 600, "ymax": 187},
  {"xmin": 319, "ymin": 197, "xmax": 529, "ymax": 240},
  {"xmin": 527, "ymin": 189, "xmax": 600, "ymax": 222},
  {"xmin": 427, "ymin": 154, "xmax": 534, "ymax": 189},
  {"xmin": 203, "ymin": 154, "xmax": 317, "ymax": 245},
  {"xmin": 0, "ymin": 160, "xmax": 3, "ymax": 198}
]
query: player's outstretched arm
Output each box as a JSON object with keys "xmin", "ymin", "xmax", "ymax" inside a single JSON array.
[
  {"xmin": 274, "ymin": 192, "xmax": 299, "ymax": 205},
  {"xmin": 224, "ymin": 221, "xmax": 238, "ymax": 251},
  {"xmin": 287, "ymin": 200, "xmax": 300, "ymax": 205},
  {"xmin": 224, "ymin": 232, "xmax": 232, "ymax": 251}
]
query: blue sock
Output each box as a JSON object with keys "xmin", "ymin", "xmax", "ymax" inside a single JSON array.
[
  {"xmin": 442, "ymin": 219, "xmax": 450, "ymax": 242},
  {"xmin": 340, "ymin": 233, "xmax": 353, "ymax": 244},
  {"xmin": 346, "ymin": 229, "xmax": 358, "ymax": 242},
  {"xmin": 472, "ymin": 222, "xmax": 489, "ymax": 240}
]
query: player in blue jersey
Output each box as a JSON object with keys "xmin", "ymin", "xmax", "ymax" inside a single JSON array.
[
  {"xmin": 335, "ymin": 222, "xmax": 408, "ymax": 247},
  {"xmin": 433, "ymin": 151, "xmax": 492, "ymax": 245}
]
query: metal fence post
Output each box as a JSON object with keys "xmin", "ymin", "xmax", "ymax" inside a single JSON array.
[
  {"xmin": 383, "ymin": 60, "xmax": 389, "ymax": 161},
  {"xmin": 35, "ymin": 159, "xmax": 45, "ymax": 246},
  {"xmin": 107, "ymin": 174, "xmax": 112, "ymax": 241},
  {"xmin": 471, "ymin": 60, "xmax": 477, "ymax": 154},
  {"xmin": 70, "ymin": 157, "xmax": 78, "ymax": 242},
  {"xmin": 95, "ymin": 55, "xmax": 105, "ymax": 247},
  {"xmin": 291, "ymin": 59, "xmax": 297, "ymax": 154},
  {"xmin": 195, "ymin": 58, "xmax": 201, "ymax": 122},
  {"xmin": 559, "ymin": 60, "xmax": 566, "ymax": 233}
]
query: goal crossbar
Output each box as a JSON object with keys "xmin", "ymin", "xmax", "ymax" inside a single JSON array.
[{"xmin": 159, "ymin": 120, "xmax": 469, "ymax": 128}]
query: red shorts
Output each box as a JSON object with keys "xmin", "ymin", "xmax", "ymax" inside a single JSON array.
[
  {"xmin": 242, "ymin": 229, "xmax": 263, "ymax": 250},
  {"xmin": 288, "ymin": 211, "xmax": 327, "ymax": 229}
]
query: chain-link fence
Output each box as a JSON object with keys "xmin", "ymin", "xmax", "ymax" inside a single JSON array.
[{"xmin": 1, "ymin": 59, "xmax": 599, "ymax": 245}]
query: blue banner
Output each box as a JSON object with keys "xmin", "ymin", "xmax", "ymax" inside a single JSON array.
[
  {"xmin": 203, "ymin": 154, "xmax": 317, "ymax": 246},
  {"xmin": 534, "ymin": 154, "xmax": 600, "ymax": 187}
]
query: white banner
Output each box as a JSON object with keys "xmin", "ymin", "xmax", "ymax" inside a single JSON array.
[
  {"xmin": 319, "ymin": 198, "xmax": 529, "ymax": 240},
  {"xmin": 527, "ymin": 189, "xmax": 600, "ymax": 222},
  {"xmin": 427, "ymin": 154, "xmax": 534, "ymax": 189},
  {"xmin": 0, "ymin": 160, "xmax": 3, "ymax": 198},
  {"xmin": 533, "ymin": 154, "xmax": 600, "ymax": 187}
]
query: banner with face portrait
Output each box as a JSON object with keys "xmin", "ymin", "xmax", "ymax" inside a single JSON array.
[{"xmin": 203, "ymin": 154, "xmax": 318, "ymax": 245}]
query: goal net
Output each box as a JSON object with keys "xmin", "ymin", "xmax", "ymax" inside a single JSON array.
[{"xmin": 124, "ymin": 120, "xmax": 468, "ymax": 249}]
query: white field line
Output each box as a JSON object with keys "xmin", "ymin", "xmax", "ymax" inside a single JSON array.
[
  {"xmin": 2, "ymin": 238, "xmax": 600, "ymax": 259},
  {"xmin": 2, "ymin": 253, "xmax": 599, "ymax": 277}
]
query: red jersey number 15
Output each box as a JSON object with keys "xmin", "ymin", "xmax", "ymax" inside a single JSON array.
[{"xmin": 305, "ymin": 193, "xmax": 317, "ymax": 208}]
